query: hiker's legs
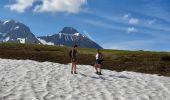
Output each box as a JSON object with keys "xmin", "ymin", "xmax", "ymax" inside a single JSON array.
[
  {"xmin": 98, "ymin": 64, "xmax": 101, "ymax": 72},
  {"xmin": 74, "ymin": 62, "xmax": 77, "ymax": 74},
  {"xmin": 95, "ymin": 63, "xmax": 99, "ymax": 73},
  {"xmin": 71, "ymin": 62, "xmax": 74, "ymax": 74},
  {"xmin": 98, "ymin": 64, "xmax": 102, "ymax": 75}
]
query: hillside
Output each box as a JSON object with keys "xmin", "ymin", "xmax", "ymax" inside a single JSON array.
[{"xmin": 0, "ymin": 43, "xmax": 170, "ymax": 76}]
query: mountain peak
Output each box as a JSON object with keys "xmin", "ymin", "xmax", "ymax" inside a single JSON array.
[
  {"xmin": 38, "ymin": 27, "xmax": 103, "ymax": 49},
  {"xmin": 59, "ymin": 27, "xmax": 79, "ymax": 34},
  {"xmin": 0, "ymin": 19, "xmax": 40, "ymax": 44}
]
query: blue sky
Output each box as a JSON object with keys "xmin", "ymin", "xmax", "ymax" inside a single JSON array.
[{"xmin": 0, "ymin": 0, "xmax": 170, "ymax": 51}]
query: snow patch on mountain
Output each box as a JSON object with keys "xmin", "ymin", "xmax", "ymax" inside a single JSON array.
[
  {"xmin": 58, "ymin": 33, "xmax": 62, "ymax": 39},
  {"xmin": 3, "ymin": 20, "xmax": 10, "ymax": 24},
  {"xmin": 14, "ymin": 26, "xmax": 20, "ymax": 30},
  {"xmin": 17, "ymin": 38, "xmax": 25, "ymax": 44},
  {"xmin": 3, "ymin": 37, "xmax": 10, "ymax": 42},
  {"xmin": 37, "ymin": 38, "xmax": 54, "ymax": 45},
  {"xmin": 73, "ymin": 33, "xmax": 80, "ymax": 36}
]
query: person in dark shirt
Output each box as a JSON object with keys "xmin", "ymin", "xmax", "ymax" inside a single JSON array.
[{"xmin": 69, "ymin": 45, "xmax": 78, "ymax": 74}]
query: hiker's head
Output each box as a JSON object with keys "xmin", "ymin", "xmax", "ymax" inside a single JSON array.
[
  {"xmin": 73, "ymin": 44, "xmax": 78, "ymax": 48},
  {"xmin": 96, "ymin": 49, "xmax": 100, "ymax": 52}
]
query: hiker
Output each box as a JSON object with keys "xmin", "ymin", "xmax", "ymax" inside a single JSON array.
[
  {"xmin": 69, "ymin": 44, "xmax": 78, "ymax": 74},
  {"xmin": 94, "ymin": 49, "xmax": 104, "ymax": 75}
]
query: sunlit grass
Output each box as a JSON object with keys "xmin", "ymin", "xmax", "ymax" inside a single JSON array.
[{"xmin": 0, "ymin": 42, "xmax": 170, "ymax": 76}]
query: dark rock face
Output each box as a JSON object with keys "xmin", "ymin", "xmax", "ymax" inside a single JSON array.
[
  {"xmin": 0, "ymin": 19, "xmax": 40, "ymax": 44},
  {"xmin": 59, "ymin": 27, "xmax": 79, "ymax": 34},
  {"xmin": 38, "ymin": 27, "xmax": 103, "ymax": 49}
]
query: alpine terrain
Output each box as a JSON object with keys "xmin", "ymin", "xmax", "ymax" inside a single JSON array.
[
  {"xmin": 0, "ymin": 19, "xmax": 102, "ymax": 48},
  {"xmin": 0, "ymin": 20, "xmax": 40, "ymax": 44}
]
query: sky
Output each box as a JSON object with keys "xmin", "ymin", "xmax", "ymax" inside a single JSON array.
[{"xmin": 0, "ymin": 0, "xmax": 170, "ymax": 51}]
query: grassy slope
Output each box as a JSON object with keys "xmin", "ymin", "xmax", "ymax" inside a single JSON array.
[{"xmin": 0, "ymin": 43, "xmax": 170, "ymax": 76}]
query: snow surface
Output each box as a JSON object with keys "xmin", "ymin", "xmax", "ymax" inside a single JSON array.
[
  {"xmin": 17, "ymin": 38, "xmax": 25, "ymax": 44},
  {"xmin": 37, "ymin": 38, "xmax": 54, "ymax": 45},
  {"xmin": 0, "ymin": 58, "xmax": 170, "ymax": 100}
]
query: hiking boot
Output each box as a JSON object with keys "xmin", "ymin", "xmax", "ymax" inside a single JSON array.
[
  {"xmin": 71, "ymin": 71, "xmax": 73, "ymax": 74},
  {"xmin": 74, "ymin": 71, "xmax": 77, "ymax": 74},
  {"xmin": 98, "ymin": 72, "xmax": 102, "ymax": 75},
  {"xmin": 95, "ymin": 72, "xmax": 99, "ymax": 75}
]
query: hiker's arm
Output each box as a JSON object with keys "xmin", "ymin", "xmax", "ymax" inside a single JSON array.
[{"xmin": 71, "ymin": 49, "xmax": 74, "ymax": 58}]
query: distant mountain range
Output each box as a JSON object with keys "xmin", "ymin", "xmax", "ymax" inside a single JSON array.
[{"xmin": 0, "ymin": 19, "xmax": 102, "ymax": 49}]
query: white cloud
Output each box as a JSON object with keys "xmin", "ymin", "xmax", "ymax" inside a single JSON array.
[
  {"xmin": 129, "ymin": 18, "xmax": 139, "ymax": 24},
  {"xmin": 82, "ymin": 19, "xmax": 126, "ymax": 32},
  {"xmin": 34, "ymin": 0, "xmax": 87, "ymax": 13},
  {"xmin": 148, "ymin": 19, "xmax": 156, "ymax": 25},
  {"xmin": 127, "ymin": 27, "xmax": 137, "ymax": 33},
  {"xmin": 123, "ymin": 14, "xmax": 131, "ymax": 20},
  {"xmin": 122, "ymin": 14, "xmax": 139, "ymax": 25},
  {"xmin": 5, "ymin": 0, "xmax": 34, "ymax": 13},
  {"xmin": 5, "ymin": 0, "xmax": 87, "ymax": 13}
]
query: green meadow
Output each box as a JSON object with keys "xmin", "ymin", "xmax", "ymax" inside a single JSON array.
[{"xmin": 0, "ymin": 43, "xmax": 170, "ymax": 76}]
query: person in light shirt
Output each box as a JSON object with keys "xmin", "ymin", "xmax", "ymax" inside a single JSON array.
[{"xmin": 94, "ymin": 49, "xmax": 104, "ymax": 75}]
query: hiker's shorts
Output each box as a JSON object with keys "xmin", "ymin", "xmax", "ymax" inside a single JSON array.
[
  {"xmin": 96, "ymin": 59, "xmax": 103, "ymax": 64},
  {"xmin": 71, "ymin": 58, "xmax": 77, "ymax": 62}
]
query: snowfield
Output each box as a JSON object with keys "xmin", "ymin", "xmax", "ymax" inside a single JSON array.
[{"xmin": 0, "ymin": 58, "xmax": 170, "ymax": 100}]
